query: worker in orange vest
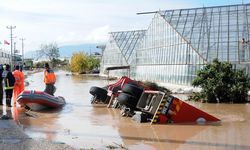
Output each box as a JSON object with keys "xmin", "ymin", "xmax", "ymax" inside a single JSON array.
[
  {"xmin": 12, "ymin": 65, "xmax": 23, "ymax": 106},
  {"xmin": 44, "ymin": 63, "xmax": 56, "ymax": 96}
]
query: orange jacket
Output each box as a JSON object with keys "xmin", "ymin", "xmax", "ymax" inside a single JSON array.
[
  {"xmin": 44, "ymin": 69, "xmax": 56, "ymax": 84},
  {"xmin": 20, "ymin": 71, "xmax": 25, "ymax": 92},
  {"xmin": 12, "ymin": 70, "xmax": 22, "ymax": 86}
]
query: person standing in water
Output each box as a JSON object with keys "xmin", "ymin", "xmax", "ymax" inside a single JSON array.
[
  {"xmin": 12, "ymin": 65, "xmax": 23, "ymax": 106},
  {"xmin": 2, "ymin": 64, "xmax": 15, "ymax": 107},
  {"xmin": 44, "ymin": 63, "xmax": 56, "ymax": 96}
]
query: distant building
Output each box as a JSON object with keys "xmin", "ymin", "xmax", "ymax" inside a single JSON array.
[
  {"xmin": 23, "ymin": 58, "xmax": 34, "ymax": 70},
  {"xmin": 90, "ymin": 52, "xmax": 102, "ymax": 60},
  {"xmin": 0, "ymin": 49, "xmax": 10, "ymax": 64},
  {"xmin": 13, "ymin": 54, "xmax": 22, "ymax": 65},
  {"xmin": 100, "ymin": 3, "xmax": 250, "ymax": 86}
]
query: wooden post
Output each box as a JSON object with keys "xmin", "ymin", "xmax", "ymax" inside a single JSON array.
[{"xmin": 107, "ymin": 94, "xmax": 115, "ymax": 108}]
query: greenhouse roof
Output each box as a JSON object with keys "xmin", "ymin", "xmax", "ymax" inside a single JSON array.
[{"xmin": 110, "ymin": 30, "xmax": 146, "ymax": 63}]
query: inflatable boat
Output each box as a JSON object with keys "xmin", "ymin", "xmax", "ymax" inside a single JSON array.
[{"xmin": 17, "ymin": 90, "xmax": 66, "ymax": 111}]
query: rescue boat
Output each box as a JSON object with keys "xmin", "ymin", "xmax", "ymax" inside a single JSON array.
[{"xmin": 17, "ymin": 90, "xmax": 66, "ymax": 111}]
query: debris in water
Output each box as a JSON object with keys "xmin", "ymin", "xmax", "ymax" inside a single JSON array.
[
  {"xmin": 106, "ymin": 145, "xmax": 118, "ymax": 149},
  {"xmin": 113, "ymin": 142, "xmax": 128, "ymax": 150},
  {"xmin": 25, "ymin": 110, "xmax": 38, "ymax": 118}
]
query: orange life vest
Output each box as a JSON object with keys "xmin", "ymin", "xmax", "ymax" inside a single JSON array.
[
  {"xmin": 44, "ymin": 69, "xmax": 56, "ymax": 84},
  {"xmin": 13, "ymin": 70, "xmax": 22, "ymax": 86},
  {"xmin": 20, "ymin": 71, "xmax": 25, "ymax": 92}
]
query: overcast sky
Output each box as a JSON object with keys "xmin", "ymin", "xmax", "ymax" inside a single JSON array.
[{"xmin": 0, "ymin": 0, "xmax": 248, "ymax": 52}]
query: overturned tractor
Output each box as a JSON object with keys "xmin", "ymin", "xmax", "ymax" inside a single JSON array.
[{"xmin": 89, "ymin": 76, "xmax": 220, "ymax": 124}]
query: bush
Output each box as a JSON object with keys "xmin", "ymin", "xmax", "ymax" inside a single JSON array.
[
  {"xmin": 70, "ymin": 52, "xmax": 89, "ymax": 73},
  {"xmin": 192, "ymin": 59, "xmax": 250, "ymax": 103},
  {"xmin": 70, "ymin": 52, "xmax": 100, "ymax": 74},
  {"xmin": 87, "ymin": 56, "xmax": 100, "ymax": 71}
]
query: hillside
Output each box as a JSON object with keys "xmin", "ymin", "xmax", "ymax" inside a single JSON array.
[{"xmin": 25, "ymin": 43, "xmax": 102, "ymax": 59}]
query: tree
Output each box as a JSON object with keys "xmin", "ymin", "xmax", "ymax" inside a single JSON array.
[
  {"xmin": 192, "ymin": 59, "xmax": 250, "ymax": 103},
  {"xmin": 87, "ymin": 56, "xmax": 100, "ymax": 71},
  {"xmin": 39, "ymin": 43, "xmax": 60, "ymax": 67},
  {"xmin": 34, "ymin": 61, "xmax": 49, "ymax": 68},
  {"xmin": 70, "ymin": 52, "xmax": 89, "ymax": 73}
]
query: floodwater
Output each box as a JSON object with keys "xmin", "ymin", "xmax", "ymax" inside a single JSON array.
[{"xmin": 3, "ymin": 70, "xmax": 250, "ymax": 150}]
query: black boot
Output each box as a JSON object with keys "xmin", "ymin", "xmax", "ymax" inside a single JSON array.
[
  {"xmin": 0, "ymin": 89, "xmax": 3, "ymax": 105},
  {"xmin": 6, "ymin": 98, "xmax": 11, "ymax": 107},
  {"xmin": 0, "ymin": 96, "xmax": 2, "ymax": 105}
]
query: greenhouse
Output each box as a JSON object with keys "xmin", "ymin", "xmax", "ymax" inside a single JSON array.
[{"xmin": 100, "ymin": 3, "xmax": 250, "ymax": 86}]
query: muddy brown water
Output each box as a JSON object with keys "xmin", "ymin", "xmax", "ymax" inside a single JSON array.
[{"xmin": 2, "ymin": 70, "xmax": 250, "ymax": 150}]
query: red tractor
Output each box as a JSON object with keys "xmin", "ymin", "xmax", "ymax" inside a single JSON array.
[{"xmin": 89, "ymin": 76, "xmax": 220, "ymax": 124}]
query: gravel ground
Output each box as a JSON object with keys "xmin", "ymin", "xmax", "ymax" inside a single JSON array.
[{"xmin": 0, "ymin": 114, "xmax": 75, "ymax": 150}]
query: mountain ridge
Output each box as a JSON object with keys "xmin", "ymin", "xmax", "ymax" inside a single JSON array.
[{"xmin": 25, "ymin": 43, "xmax": 102, "ymax": 59}]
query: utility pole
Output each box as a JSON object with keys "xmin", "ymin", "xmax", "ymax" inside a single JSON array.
[
  {"xmin": 20, "ymin": 38, "xmax": 25, "ymax": 66},
  {"xmin": 14, "ymin": 42, "xmax": 16, "ymax": 65},
  {"xmin": 6, "ymin": 25, "xmax": 16, "ymax": 68}
]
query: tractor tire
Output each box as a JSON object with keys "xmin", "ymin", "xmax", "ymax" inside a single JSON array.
[
  {"xmin": 122, "ymin": 84, "xmax": 144, "ymax": 99},
  {"xmin": 117, "ymin": 92, "xmax": 139, "ymax": 109},
  {"xmin": 89, "ymin": 86, "xmax": 108, "ymax": 102}
]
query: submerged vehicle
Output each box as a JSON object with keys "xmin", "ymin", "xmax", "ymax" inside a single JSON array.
[
  {"xmin": 89, "ymin": 76, "xmax": 220, "ymax": 124},
  {"xmin": 17, "ymin": 90, "xmax": 66, "ymax": 111},
  {"xmin": 136, "ymin": 91, "xmax": 220, "ymax": 124}
]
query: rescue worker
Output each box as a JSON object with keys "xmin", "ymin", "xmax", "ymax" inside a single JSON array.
[
  {"xmin": 12, "ymin": 65, "xmax": 23, "ymax": 105},
  {"xmin": 44, "ymin": 63, "xmax": 56, "ymax": 96},
  {"xmin": 2, "ymin": 64, "xmax": 15, "ymax": 107},
  {"xmin": 0, "ymin": 64, "xmax": 3, "ymax": 105}
]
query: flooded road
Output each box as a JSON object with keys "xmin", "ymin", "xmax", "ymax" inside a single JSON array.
[{"xmin": 6, "ymin": 70, "xmax": 250, "ymax": 149}]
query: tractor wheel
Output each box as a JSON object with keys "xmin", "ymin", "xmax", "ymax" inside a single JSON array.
[
  {"xmin": 122, "ymin": 84, "xmax": 143, "ymax": 99},
  {"xmin": 89, "ymin": 86, "xmax": 108, "ymax": 102}
]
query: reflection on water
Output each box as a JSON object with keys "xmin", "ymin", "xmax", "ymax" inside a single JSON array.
[{"xmin": 7, "ymin": 70, "xmax": 250, "ymax": 150}]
